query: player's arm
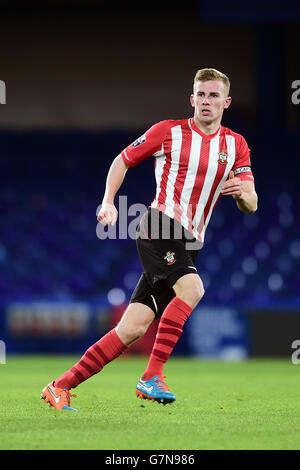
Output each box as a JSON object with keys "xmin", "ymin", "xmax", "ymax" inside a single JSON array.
[
  {"xmin": 234, "ymin": 180, "xmax": 258, "ymax": 215},
  {"xmin": 97, "ymin": 155, "xmax": 129, "ymax": 226},
  {"xmin": 222, "ymin": 134, "xmax": 258, "ymax": 214},
  {"xmin": 97, "ymin": 121, "xmax": 169, "ymax": 226},
  {"xmin": 221, "ymin": 171, "xmax": 258, "ymax": 214}
]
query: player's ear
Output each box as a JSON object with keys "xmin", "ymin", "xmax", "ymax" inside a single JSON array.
[
  {"xmin": 190, "ymin": 94, "xmax": 195, "ymax": 107},
  {"xmin": 224, "ymin": 96, "xmax": 232, "ymax": 109}
]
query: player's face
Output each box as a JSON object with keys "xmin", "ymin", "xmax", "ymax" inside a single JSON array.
[{"xmin": 190, "ymin": 80, "xmax": 232, "ymax": 125}]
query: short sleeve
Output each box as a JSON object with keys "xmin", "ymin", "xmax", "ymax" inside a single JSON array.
[
  {"xmin": 121, "ymin": 121, "xmax": 169, "ymax": 168},
  {"xmin": 232, "ymin": 134, "xmax": 254, "ymax": 183}
]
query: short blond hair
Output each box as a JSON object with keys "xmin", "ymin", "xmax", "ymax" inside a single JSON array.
[{"xmin": 193, "ymin": 68, "xmax": 230, "ymax": 97}]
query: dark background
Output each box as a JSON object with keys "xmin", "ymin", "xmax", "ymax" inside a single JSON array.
[{"xmin": 0, "ymin": 1, "xmax": 299, "ymax": 357}]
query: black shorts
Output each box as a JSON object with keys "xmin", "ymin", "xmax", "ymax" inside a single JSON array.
[{"xmin": 129, "ymin": 208, "xmax": 201, "ymax": 318}]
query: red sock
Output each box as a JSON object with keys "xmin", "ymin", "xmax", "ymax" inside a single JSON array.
[
  {"xmin": 54, "ymin": 329, "xmax": 127, "ymax": 390},
  {"xmin": 142, "ymin": 297, "xmax": 192, "ymax": 380}
]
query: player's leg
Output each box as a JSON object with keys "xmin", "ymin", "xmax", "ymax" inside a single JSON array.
[
  {"xmin": 172, "ymin": 272, "xmax": 205, "ymax": 309},
  {"xmin": 41, "ymin": 302, "xmax": 155, "ymax": 410},
  {"xmin": 135, "ymin": 209, "xmax": 204, "ymax": 403},
  {"xmin": 115, "ymin": 302, "xmax": 155, "ymax": 347},
  {"xmin": 54, "ymin": 302, "xmax": 155, "ymax": 390},
  {"xmin": 143, "ymin": 274, "xmax": 204, "ymax": 380}
]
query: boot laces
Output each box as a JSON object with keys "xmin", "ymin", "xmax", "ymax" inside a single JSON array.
[
  {"xmin": 62, "ymin": 389, "xmax": 77, "ymax": 406},
  {"xmin": 154, "ymin": 376, "xmax": 169, "ymax": 391}
]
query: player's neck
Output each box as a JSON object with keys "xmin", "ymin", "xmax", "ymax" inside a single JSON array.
[{"xmin": 192, "ymin": 116, "xmax": 221, "ymax": 136}]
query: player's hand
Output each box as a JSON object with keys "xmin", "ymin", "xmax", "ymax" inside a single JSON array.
[
  {"xmin": 221, "ymin": 171, "xmax": 243, "ymax": 199},
  {"xmin": 97, "ymin": 202, "xmax": 118, "ymax": 226}
]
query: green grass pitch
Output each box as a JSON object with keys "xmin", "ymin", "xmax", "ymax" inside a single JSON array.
[{"xmin": 0, "ymin": 355, "xmax": 299, "ymax": 450}]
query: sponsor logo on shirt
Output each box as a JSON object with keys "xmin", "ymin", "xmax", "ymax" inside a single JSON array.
[
  {"xmin": 132, "ymin": 134, "xmax": 146, "ymax": 147},
  {"xmin": 217, "ymin": 150, "xmax": 228, "ymax": 165}
]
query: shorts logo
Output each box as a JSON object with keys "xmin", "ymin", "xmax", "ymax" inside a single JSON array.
[
  {"xmin": 164, "ymin": 251, "xmax": 176, "ymax": 265},
  {"xmin": 132, "ymin": 134, "xmax": 146, "ymax": 148},
  {"xmin": 218, "ymin": 150, "xmax": 228, "ymax": 165}
]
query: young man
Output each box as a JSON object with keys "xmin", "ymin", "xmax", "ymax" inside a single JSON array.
[{"xmin": 41, "ymin": 68, "xmax": 258, "ymax": 411}]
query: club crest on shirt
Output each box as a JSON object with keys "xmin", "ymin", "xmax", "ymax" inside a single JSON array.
[
  {"xmin": 164, "ymin": 251, "xmax": 176, "ymax": 265},
  {"xmin": 218, "ymin": 150, "xmax": 228, "ymax": 165},
  {"xmin": 132, "ymin": 134, "xmax": 146, "ymax": 148}
]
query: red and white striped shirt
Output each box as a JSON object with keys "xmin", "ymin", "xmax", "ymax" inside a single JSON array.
[{"xmin": 121, "ymin": 118, "xmax": 254, "ymax": 243}]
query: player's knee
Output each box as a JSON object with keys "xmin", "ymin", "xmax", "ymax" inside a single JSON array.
[
  {"xmin": 133, "ymin": 323, "xmax": 149, "ymax": 339},
  {"xmin": 198, "ymin": 283, "xmax": 205, "ymax": 303},
  {"xmin": 115, "ymin": 303, "xmax": 155, "ymax": 346},
  {"xmin": 173, "ymin": 274, "xmax": 205, "ymax": 308},
  {"xmin": 185, "ymin": 284, "xmax": 204, "ymax": 308},
  {"xmin": 116, "ymin": 322, "xmax": 148, "ymax": 345}
]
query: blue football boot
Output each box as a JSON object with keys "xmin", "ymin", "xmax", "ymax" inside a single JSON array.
[{"xmin": 136, "ymin": 375, "xmax": 176, "ymax": 404}]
